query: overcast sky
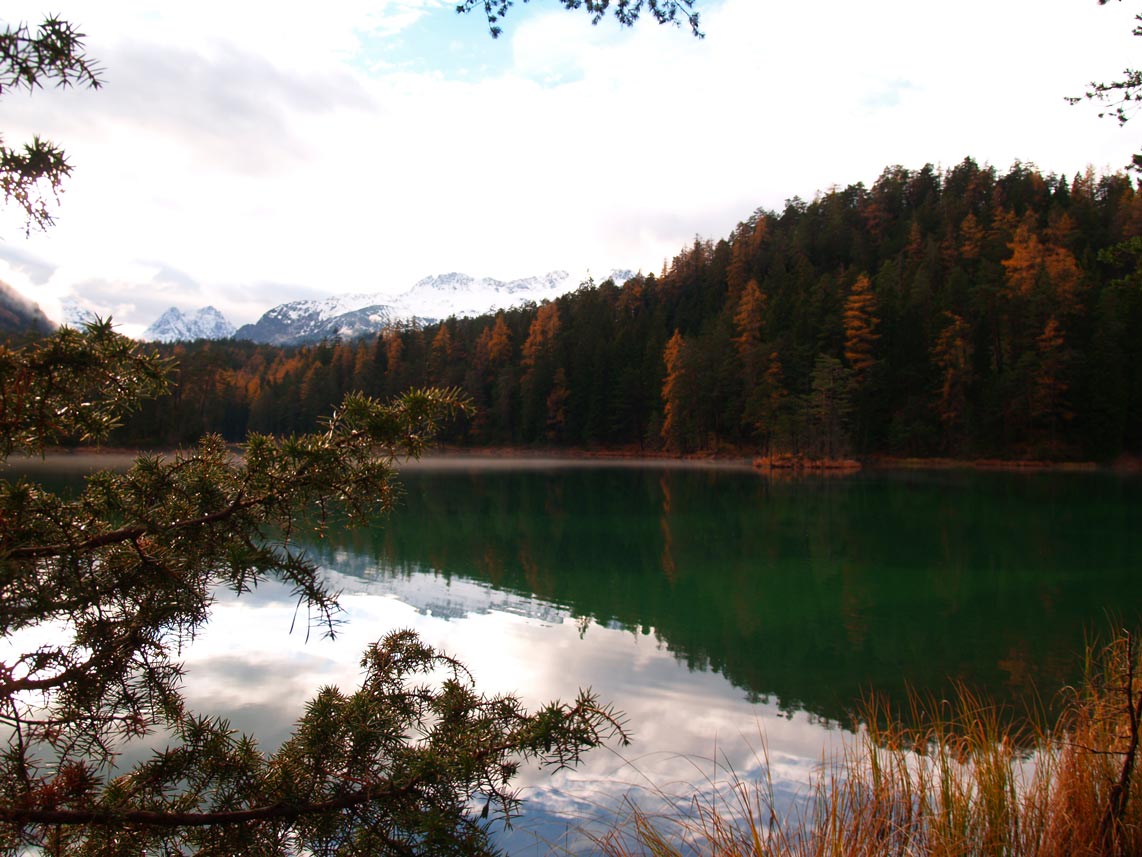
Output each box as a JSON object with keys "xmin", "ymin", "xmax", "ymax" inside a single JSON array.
[{"xmin": 0, "ymin": 0, "xmax": 1138, "ymax": 335}]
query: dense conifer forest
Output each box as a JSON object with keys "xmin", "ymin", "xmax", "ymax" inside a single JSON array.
[{"xmin": 116, "ymin": 159, "xmax": 1142, "ymax": 461}]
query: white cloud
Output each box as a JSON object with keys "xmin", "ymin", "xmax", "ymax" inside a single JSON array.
[{"xmin": 1, "ymin": 0, "xmax": 1138, "ymax": 329}]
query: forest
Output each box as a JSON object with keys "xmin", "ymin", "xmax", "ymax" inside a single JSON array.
[{"xmin": 113, "ymin": 158, "xmax": 1142, "ymax": 461}]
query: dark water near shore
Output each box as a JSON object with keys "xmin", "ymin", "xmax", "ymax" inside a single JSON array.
[{"xmin": 8, "ymin": 457, "xmax": 1142, "ymax": 849}]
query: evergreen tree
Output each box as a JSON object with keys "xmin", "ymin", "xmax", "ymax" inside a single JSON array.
[
  {"xmin": 0, "ymin": 325, "xmax": 627, "ymax": 853},
  {"xmin": 806, "ymin": 354, "xmax": 853, "ymax": 458},
  {"xmin": 1032, "ymin": 315, "xmax": 1072, "ymax": 452},
  {"xmin": 107, "ymin": 160, "xmax": 1142, "ymax": 462},
  {"xmin": 1, "ymin": 15, "xmax": 100, "ymax": 232},
  {"xmin": 931, "ymin": 312, "xmax": 974, "ymax": 453}
]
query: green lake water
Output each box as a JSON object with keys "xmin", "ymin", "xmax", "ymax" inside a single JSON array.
[
  {"xmin": 7, "ymin": 457, "xmax": 1142, "ymax": 850},
  {"xmin": 341, "ymin": 461, "xmax": 1142, "ymax": 716}
]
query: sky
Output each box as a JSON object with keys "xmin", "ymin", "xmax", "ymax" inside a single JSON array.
[{"xmin": 0, "ymin": 0, "xmax": 1139, "ymax": 336}]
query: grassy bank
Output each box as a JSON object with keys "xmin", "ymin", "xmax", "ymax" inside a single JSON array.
[{"xmin": 593, "ymin": 630, "xmax": 1142, "ymax": 857}]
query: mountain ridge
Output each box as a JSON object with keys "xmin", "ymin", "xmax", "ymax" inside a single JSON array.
[
  {"xmin": 59, "ymin": 268, "xmax": 634, "ymax": 344},
  {"xmin": 233, "ymin": 268, "xmax": 633, "ymax": 345},
  {"xmin": 143, "ymin": 306, "xmax": 236, "ymax": 343}
]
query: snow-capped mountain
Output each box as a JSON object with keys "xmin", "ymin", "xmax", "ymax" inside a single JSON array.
[
  {"xmin": 234, "ymin": 269, "xmax": 634, "ymax": 345},
  {"xmin": 234, "ymin": 293, "xmax": 395, "ymax": 346},
  {"xmin": 390, "ymin": 270, "xmax": 576, "ymax": 318},
  {"xmin": 61, "ymin": 298, "xmax": 100, "ymax": 329},
  {"xmin": 142, "ymin": 306, "xmax": 236, "ymax": 343}
]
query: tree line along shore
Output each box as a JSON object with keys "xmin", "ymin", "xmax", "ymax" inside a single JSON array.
[{"xmin": 86, "ymin": 160, "xmax": 1142, "ymax": 466}]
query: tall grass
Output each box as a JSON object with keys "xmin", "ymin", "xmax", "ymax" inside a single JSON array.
[{"xmin": 593, "ymin": 630, "xmax": 1142, "ymax": 857}]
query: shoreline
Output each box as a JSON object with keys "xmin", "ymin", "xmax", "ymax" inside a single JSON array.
[{"xmin": 3, "ymin": 445, "xmax": 1135, "ymax": 476}]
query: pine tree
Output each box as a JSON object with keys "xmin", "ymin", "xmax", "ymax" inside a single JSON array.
[
  {"xmin": 0, "ymin": 16, "xmax": 101, "ymax": 232},
  {"xmin": 1033, "ymin": 315, "xmax": 1072, "ymax": 452},
  {"xmin": 0, "ymin": 324, "xmax": 627, "ymax": 853},
  {"xmin": 382, "ymin": 329, "xmax": 404, "ymax": 397},
  {"xmin": 807, "ymin": 354, "xmax": 853, "ymax": 459},
  {"xmin": 931, "ymin": 312, "xmax": 974, "ymax": 453},
  {"xmin": 546, "ymin": 367, "xmax": 570, "ymax": 442}
]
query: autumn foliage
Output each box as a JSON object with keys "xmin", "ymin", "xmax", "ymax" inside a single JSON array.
[{"xmin": 107, "ymin": 159, "xmax": 1142, "ymax": 461}]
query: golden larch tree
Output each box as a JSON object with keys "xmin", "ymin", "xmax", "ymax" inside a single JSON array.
[
  {"xmin": 473, "ymin": 326, "xmax": 493, "ymax": 372},
  {"xmin": 519, "ymin": 303, "xmax": 563, "ymax": 439},
  {"xmin": 959, "ymin": 212, "xmax": 984, "ymax": 261},
  {"xmin": 522, "ymin": 302, "xmax": 561, "ymax": 373},
  {"xmin": 660, "ymin": 329, "xmax": 688, "ymax": 451},
  {"xmin": 351, "ymin": 341, "xmax": 371, "ymax": 391},
  {"xmin": 428, "ymin": 324, "xmax": 457, "ymax": 384},
  {"xmin": 732, "ymin": 278, "xmax": 767, "ymax": 376},
  {"xmin": 1003, "ymin": 215, "xmax": 1085, "ymax": 318},
  {"xmin": 1002, "ymin": 218, "xmax": 1046, "ymax": 299},
  {"xmin": 487, "ymin": 312, "xmax": 513, "ymax": 366},
  {"xmin": 843, "ymin": 273, "xmax": 880, "ymax": 384}
]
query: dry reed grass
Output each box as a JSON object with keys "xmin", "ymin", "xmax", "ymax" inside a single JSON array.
[{"xmin": 591, "ymin": 629, "xmax": 1142, "ymax": 857}]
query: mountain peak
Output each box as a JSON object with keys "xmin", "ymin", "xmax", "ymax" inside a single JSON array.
[
  {"xmin": 142, "ymin": 306, "xmax": 236, "ymax": 343},
  {"xmin": 128, "ymin": 268, "xmax": 634, "ymax": 346}
]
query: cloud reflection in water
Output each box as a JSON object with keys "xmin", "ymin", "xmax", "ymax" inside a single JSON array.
[{"xmin": 179, "ymin": 569, "xmax": 844, "ymax": 851}]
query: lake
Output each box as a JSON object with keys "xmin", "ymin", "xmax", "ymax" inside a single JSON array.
[{"xmin": 8, "ymin": 457, "xmax": 1142, "ymax": 851}]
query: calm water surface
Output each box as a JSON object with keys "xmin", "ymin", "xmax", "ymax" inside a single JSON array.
[{"xmin": 9, "ymin": 457, "xmax": 1142, "ymax": 851}]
